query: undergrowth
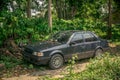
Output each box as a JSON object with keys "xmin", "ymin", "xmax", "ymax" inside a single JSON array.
[
  {"xmin": 40, "ymin": 53, "xmax": 120, "ymax": 80},
  {"xmin": 0, "ymin": 55, "xmax": 21, "ymax": 69}
]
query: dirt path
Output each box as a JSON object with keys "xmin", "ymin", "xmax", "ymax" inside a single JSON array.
[{"xmin": 2, "ymin": 60, "xmax": 89, "ymax": 80}]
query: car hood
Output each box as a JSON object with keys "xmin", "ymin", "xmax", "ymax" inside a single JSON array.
[{"xmin": 25, "ymin": 41, "xmax": 61, "ymax": 52}]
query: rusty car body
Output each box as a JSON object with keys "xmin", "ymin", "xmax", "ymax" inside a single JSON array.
[{"xmin": 23, "ymin": 30, "xmax": 109, "ymax": 69}]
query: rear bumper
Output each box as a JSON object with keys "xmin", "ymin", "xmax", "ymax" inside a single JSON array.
[{"xmin": 23, "ymin": 52, "xmax": 49, "ymax": 65}]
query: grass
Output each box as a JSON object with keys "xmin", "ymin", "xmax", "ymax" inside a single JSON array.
[
  {"xmin": 0, "ymin": 55, "xmax": 21, "ymax": 69},
  {"xmin": 0, "ymin": 55, "xmax": 47, "ymax": 78},
  {"xmin": 40, "ymin": 53, "xmax": 120, "ymax": 80}
]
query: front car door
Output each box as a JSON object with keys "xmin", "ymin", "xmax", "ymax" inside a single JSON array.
[{"xmin": 69, "ymin": 33, "xmax": 86, "ymax": 59}]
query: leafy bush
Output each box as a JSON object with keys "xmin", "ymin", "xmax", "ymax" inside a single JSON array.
[
  {"xmin": 63, "ymin": 53, "xmax": 120, "ymax": 80},
  {"xmin": 0, "ymin": 11, "xmax": 50, "ymax": 46},
  {"xmin": 41, "ymin": 53, "xmax": 120, "ymax": 80},
  {"xmin": 0, "ymin": 11, "xmax": 120, "ymax": 47},
  {"xmin": 0, "ymin": 55, "xmax": 21, "ymax": 69},
  {"xmin": 111, "ymin": 24, "xmax": 120, "ymax": 41}
]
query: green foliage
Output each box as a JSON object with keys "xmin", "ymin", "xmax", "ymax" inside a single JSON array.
[
  {"xmin": 0, "ymin": 55, "xmax": 21, "ymax": 69},
  {"xmin": 111, "ymin": 24, "xmax": 120, "ymax": 41},
  {"xmin": 28, "ymin": 64, "xmax": 34, "ymax": 69},
  {"xmin": 0, "ymin": 11, "xmax": 50, "ymax": 46},
  {"xmin": 0, "ymin": 0, "xmax": 10, "ymax": 11},
  {"xmin": 0, "ymin": 0, "xmax": 120, "ymax": 46},
  {"xmin": 41, "ymin": 53, "xmax": 120, "ymax": 80},
  {"xmin": 52, "ymin": 18, "xmax": 108, "ymax": 38},
  {"xmin": 0, "ymin": 0, "xmax": 120, "ymax": 79},
  {"xmin": 72, "ymin": 53, "xmax": 119, "ymax": 80},
  {"xmin": 63, "ymin": 53, "xmax": 120, "ymax": 80},
  {"xmin": 0, "ymin": 12, "xmax": 120, "ymax": 46},
  {"xmin": 66, "ymin": 54, "xmax": 78, "ymax": 76}
]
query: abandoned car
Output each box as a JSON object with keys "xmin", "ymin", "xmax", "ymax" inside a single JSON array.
[{"xmin": 23, "ymin": 30, "xmax": 109, "ymax": 69}]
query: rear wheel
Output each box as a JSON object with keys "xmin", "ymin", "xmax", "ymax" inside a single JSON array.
[
  {"xmin": 49, "ymin": 54, "xmax": 64, "ymax": 69},
  {"xmin": 95, "ymin": 49, "xmax": 103, "ymax": 57}
]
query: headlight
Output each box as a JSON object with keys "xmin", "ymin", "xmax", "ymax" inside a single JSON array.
[{"xmin": 33, "ymin": 52, "xmax": 44, "ymax": 56}]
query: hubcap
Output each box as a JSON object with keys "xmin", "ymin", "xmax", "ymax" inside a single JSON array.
[
  {"xmin": 52, "ymin": 56, "xmax": 62, "ymax": 68},
  {"xmin": 96, "ymin": 49, "xmax": 102, "ymax": 57}
]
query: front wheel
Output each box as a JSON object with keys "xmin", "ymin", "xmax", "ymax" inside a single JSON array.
[
  {"xmin": 95, "ymin": 49, "xmax": 103, "ymax": 57},
  {"xmin": 49, "ymin": 54, "xmax": 64, "ymax": 69}
]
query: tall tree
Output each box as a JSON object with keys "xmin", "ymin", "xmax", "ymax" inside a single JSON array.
[
  {"xmin": 48, "ymin": 0, "xmax": 52, "ymax": 31},
  {"xmin": 0, "ymin": 0, "xmax": 10, "ymax": 12},
  {"xmin": 27, "ymin": 0, "xmax": 31, "ymax": 18},
  {"xmin": 108, "ymin": 0, "xmax": 112, "ymax": 39}
]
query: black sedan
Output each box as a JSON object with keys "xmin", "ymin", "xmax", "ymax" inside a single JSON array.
[{"xmin": 23, "ymin": 30, "xmax": 109, "ymax": 69}]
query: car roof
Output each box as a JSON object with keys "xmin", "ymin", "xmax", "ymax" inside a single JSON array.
[{"xmin": 58, "ymin": 30, "xmax": 92, "ymax": 34}]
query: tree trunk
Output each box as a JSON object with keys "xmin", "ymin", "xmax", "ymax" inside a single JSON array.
[
  {"xmin": 55, "ymin": 0, "xmax": 60, "ymax": 19},
  {"xmin": 64, "ymin": 0, "xmax": 67, "ymax": 19},
  {"xmin": 48, "ymin": 0, "xmax": 52, "ymax": 31},
  {"xmin": 57, "ymin": 0, "xmax": 62, "ymax": 19},
  {"xmin": 10, "ymin": 1, "xmax": 15, "ymax": 12},
  {"xmin": 108, "ymin": 0, "xmax": 112, "ymax": 39},
  {"xmin": 60, "ymin": 0, "xmax": 63, "ymax": 19},
  {"xmin": 27, "ymin": 0, "xmax": 31, "ymax": 18}
]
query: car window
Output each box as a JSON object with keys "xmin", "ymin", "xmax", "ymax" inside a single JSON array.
[
  {"xmin": 71, "ymin": 33, "xmax": 83, "ymax": 43},
  {"xmin": 52, "ymin": 32, "xmax": 72, "ymax": 43},
  {"xmin": 83, "ymin": 33, "xmax": 98, "ymax": 42}
]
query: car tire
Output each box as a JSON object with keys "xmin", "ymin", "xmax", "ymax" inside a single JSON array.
[
  {"xmin": 49, "ymin": 54, "xmax": 64, "ymax": 69},
  {"xmin": 95, "ymin": 48, "xmax": 103, "ymax": 57}
]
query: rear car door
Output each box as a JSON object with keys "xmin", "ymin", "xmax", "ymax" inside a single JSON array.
[{"xmin": 83, "ymin": 32, "xmax": 100, "ymax": 58}]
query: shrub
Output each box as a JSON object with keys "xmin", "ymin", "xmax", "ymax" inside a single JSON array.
[
  {"xmin": 64, "ymin": 53, "xmax": 120, "ymax": 80},
  {"xmin": 40, "ymin": 53, "xmax": 120, "ymax": 80},
  {"xmin": 0, "ymin": 55, "xmax": 21, "ymax": 69}
]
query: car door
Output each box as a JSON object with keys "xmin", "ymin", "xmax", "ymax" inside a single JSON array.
[
  {"xmin": 60, "ymin": 33, "xmax": 75, "ymax": 61},
  {"xmin": 69, "ymin": 33, "xmax": 86, "ymax": 59},
  {"xmin": 82, "ymin": 32, "xmax": 100, "ymax": 58}
]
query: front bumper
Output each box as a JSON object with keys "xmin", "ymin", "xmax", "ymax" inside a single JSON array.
[{"xmin": 23, "ymin": 51, "xmax": 49, "ymax": 65}]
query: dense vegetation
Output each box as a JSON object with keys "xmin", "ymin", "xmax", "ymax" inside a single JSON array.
[
  {"xmin": 0, "ymin": 0, "xmax": 120, "ymax": 79},
  {"xmin": 42, "ymin": 53, "xmax": 120, "ymax": 80},
  {"xmin": 66, "ymin": 53, "xmax": 120, "ymax": 80},
  {"xmin": 0, "ymin": 0, "xmax": 120, "ymax": 47}
]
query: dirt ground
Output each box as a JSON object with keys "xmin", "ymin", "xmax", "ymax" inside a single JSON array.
[{"xmin": 1, "ymin": 60, "xmax": 89, "ymax": 80}]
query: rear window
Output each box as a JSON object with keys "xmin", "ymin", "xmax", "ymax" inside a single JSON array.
[{"xmin": 83, "ymin": 33, "xmax": 98, "ymax": 42}]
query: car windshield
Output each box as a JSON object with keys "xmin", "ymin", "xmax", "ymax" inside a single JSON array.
[{"xmin": 51, "ymin": 31, "xmax": 72, "ymax": 43}]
